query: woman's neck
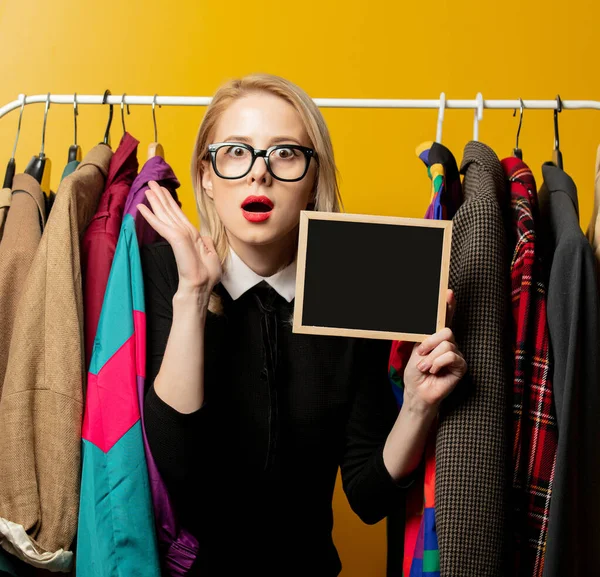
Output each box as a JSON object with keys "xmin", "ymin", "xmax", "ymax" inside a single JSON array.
[{"xmin": 227, "ymin": 228, "xmax": 297, "ymax": 277}]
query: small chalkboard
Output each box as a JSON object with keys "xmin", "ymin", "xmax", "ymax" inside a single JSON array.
[{"xmin": 293, "ymin": 211, "xmax": 452, "ymax": 342}]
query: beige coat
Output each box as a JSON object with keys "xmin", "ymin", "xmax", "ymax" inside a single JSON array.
[
  {"xmin": 0, "ymin": 145, "xmax": 112, "ymax": 571},
  {"xmin": 586, "ymin": 144, "xmax": 600, "ymax": 264},
  {"xmin": 0, "ymin": 175, "xmax": 46, "ymax": 398},
  {"xmin": 0, "ymin": 187, "xmax": 11, "ymax": 242}
]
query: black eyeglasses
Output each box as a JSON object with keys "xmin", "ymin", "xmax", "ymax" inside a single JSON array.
[{"xmin": 207, "ymin": 142, "xmax": 318, "ymax": 182}]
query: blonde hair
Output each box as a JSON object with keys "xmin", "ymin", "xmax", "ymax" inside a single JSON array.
[{"xmin": 191, "ymin": 73, "xmax": 342, "ymax": 313}]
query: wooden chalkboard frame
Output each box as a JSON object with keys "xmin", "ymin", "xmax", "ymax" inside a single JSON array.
[{"xmin": 293, "ymin": 211, "xmax": 453, "ymax": 342}]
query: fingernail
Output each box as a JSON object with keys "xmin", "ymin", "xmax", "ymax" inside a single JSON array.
[
  {"xmin": 430, "ymin": 365, "xmax": 438, "ymax": 374},
  {"xmin": 417, "ymin": 345, "xmax": 424, "ymax": 355},
  {"xmin": 417, "ymin": 360, "xmax": 429, "ymax": 371}
]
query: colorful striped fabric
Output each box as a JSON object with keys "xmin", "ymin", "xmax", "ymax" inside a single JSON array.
[
  {"xmin": 389, "ymin": 340, "xmax": 438, "ymax": 577},
  {"xmin": 77, "ymin": 157, "xmax": 197, "ymax": 576},
  {"xmin": 388, "ymin": 141, "xmax": 462, "ymax": 577},
  {"xmin": 419, "ymin": 142, "xmax": 463, "ymax": 222}
]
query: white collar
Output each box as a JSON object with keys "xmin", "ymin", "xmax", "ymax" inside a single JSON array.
[{"xmin": 221, "ymin": 248, "xmax": 296, "ymax": 302}]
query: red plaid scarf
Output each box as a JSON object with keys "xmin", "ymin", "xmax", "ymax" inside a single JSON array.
[{"xmin": 502, "ymin": 157, "xmax": 558, "ymax": 577}]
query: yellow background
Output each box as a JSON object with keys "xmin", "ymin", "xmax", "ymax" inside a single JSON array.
[{"xmin": 0, "ymin": 1, "xmax": 598, "ymax": 575}]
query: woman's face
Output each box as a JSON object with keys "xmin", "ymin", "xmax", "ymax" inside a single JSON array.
[{"xmin": 201, "ymin": 92, "xmax": 317, "ymax": 251}]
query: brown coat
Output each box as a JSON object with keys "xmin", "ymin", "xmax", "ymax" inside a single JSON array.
[
  {"xmin": 0, "ymin": 175, "xmax": 46, "ymax": 398},
  {"xmin": 436, "ymin": 141, "xmax": 510, "ymax": 576},
  {"xmin": 586, "ymin": 144, "xmax": 600, "ymax": 266},
  {"xmin": 0, "ymin": 145, "xmax": 112, "ymax": 571},
  {"xmin": 0, "ymin": 187, "xmax": 11, "ymax": 242}
]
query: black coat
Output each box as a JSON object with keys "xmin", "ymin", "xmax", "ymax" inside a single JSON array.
[{"xmin": 538, "ymin": 163, "xmax": 600, "ymax": 577}]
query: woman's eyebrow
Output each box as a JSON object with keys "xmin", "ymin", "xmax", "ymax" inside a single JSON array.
[
  {"xmin": 222, "ymin": 135, "xmax": 252, "ymax": 143},
  {"xmin": 221, "ymin": 135, "xmax": 304, "ymax": 146},
  {"xmin": 270, "ymin": 136, "xmax": 302, "ymax": 145}
]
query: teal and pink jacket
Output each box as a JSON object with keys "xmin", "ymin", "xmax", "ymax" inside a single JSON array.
[{"xmin": 77, "ymin": 156, "xmax": 199, "ymax": 576}]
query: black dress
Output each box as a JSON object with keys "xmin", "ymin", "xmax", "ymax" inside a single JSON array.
[{"xmin": 142, "ymin": 241, "xmax": 409, "ymax": 577}]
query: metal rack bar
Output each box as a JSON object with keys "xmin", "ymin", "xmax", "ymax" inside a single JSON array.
[{"xmin": 1, "ymin": 93, "xmax": 599, "ymax": 119}]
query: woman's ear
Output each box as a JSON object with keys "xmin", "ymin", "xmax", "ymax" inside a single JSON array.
[{"xmin": 201, "ymin": 160, "xmax": 214, "ymax": 199}]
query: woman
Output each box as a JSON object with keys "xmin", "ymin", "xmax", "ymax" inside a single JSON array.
[{"xmin": 138, "ymin": 73, "xmax": 466, "ymax": 576}]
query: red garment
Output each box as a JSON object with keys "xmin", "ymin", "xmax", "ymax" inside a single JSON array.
[
  {"xmin": 82, "ymin": 133, "xmax": 139, "ymax": 368},
  {"xmin": 502, "ymin": 157, "xmax": 557, "ymax": 577}
]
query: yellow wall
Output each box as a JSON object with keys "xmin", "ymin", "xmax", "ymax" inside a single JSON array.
[{"xmin": 1, "ymin": 1, "xmax": 599, "ymax": 575}]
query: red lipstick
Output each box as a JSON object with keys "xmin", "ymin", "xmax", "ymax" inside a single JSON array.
[{"xmin": 241, "ymin": 195, "xmax": 274, "ymax": 223}]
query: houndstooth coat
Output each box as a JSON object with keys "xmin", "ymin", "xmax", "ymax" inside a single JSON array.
[{"xmin": 436, "ymin": 141, "xmax": 511, "ymax": 577}]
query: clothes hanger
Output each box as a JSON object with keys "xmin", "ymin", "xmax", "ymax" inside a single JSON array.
[
  {"xmin": 121, "ymin": 92, "xmax": 131, "ymax": 136},
  {"xmin": 68, "ymin": 93, "xmax": 82, "ymax": 162},
  {"xmin": 101, "ymin": 89, "xmax": 113, "ymax": 148},
  {"xmin": 512, "ymin": 98, "xmax": 524, "ymax": 159},
  {"xmin": 147, "ymin": 94, "xmax": 164, "ymax": 159},
  {"xmin": 436, "ymin": 92, "xmax": 445, "ymax": 144},
  {"xmin": 552, "ymin": 95, "xmax": 563, "ymax": 169},
  {"xmin": 472, "ymin": 93, "xmax": 484, "ymax": 142},
  {"xmin": 25, "ymin": 92, "xmax": 52, "ymax": 196},
  {"xmin": 68, "ymin": 93, "xmax": 82, "ymax": 163},
  {"xmin": 3, "ymin": 94, "xmax": 25, "ymax": 189}
]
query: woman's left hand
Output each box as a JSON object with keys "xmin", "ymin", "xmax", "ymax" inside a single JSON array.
[{"xmin": 402, "ymin": 290, "xmax": 467, "ymax": 413}]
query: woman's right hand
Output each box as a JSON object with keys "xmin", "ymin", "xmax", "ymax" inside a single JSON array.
[{"xmin": 137, "ymin": 180, "xmax": 222, "ymax": 303}]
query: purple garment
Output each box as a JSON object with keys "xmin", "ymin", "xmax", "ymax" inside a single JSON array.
[
  {"xmin": 128, "ymin": 156, "xmax": 200, "ymax": 574},
  {"xmin": 424, "ymin": 202, "xmax": 435, "ymax": 220},
  {"xmin": 126, "ymin": 155, "xmax": 181, "ymax": 245}
]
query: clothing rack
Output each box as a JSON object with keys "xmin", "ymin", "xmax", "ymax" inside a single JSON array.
[
  {"xmin": 2, "ymin": 94, "xmax": 600, "ymax": 118},
  {"xmin": 2, "ymin": 93, "xmax": 599, "ymax": 144}
]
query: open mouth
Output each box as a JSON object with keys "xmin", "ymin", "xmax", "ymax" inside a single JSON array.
[
  {"xmin": 243, "ymin": 201, "xmax": 273, "ymax": 213},
  {"xmin": 241, "ymin": 196, "xmax": 274, "ymax": 222}
]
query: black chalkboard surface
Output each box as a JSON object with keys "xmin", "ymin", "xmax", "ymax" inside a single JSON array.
[{"xmin": 293, "ymin": 211, "xmax": 452, "ymax": 342}]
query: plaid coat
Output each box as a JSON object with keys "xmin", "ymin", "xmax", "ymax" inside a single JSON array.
[
  {"xmin": 502, "ymin": 157, "xmax": 557, "ymax": 577},
  {"xmin": 435, "ymin": 141, "xmax": 510, "ymax": 577}
]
